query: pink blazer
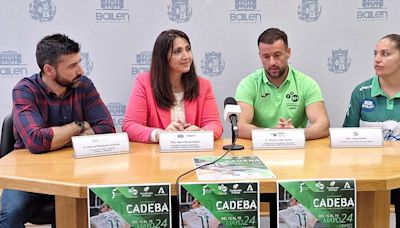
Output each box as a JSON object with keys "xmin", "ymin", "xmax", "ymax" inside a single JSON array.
[{"xmin": 122, "ymin": 72, "xmax": 223, "ymax": 143}]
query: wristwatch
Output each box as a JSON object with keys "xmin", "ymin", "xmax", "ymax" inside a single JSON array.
[{"xmin": 74, "ymin": 121, "xmax": 85, "ymax": 133}]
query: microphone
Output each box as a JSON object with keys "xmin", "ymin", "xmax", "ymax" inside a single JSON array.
[
  {"xmin": 223, "ymin": 97, "xmax": 241, "ymax": 131},
  {"xmin": 223, "ymin": 97, "xmax": 244, "ymax": 150}
]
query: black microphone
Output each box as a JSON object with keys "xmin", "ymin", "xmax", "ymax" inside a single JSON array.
[
  {"xmin": 223, "ymin": 97, "xmax": 244, "ymax": 150},
  {"xmin": 224, "ymin": 97, "xmax": 239, "ymax": 131}
]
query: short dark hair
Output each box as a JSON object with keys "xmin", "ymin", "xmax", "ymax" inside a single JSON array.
[
  {"xmin": 150, "ymin": 29, "xmax": 199, "ymax": 109},
  {"xmin": 36, "ymin": 34, "xmax": 80, "ymax": 72},
  {"xmin": 381, "ymin": 34, "xmax": 400, "ymax": 51},
  {"xmin": 257, "ymin": 28, "xmax": 288, "ymax": 47}
]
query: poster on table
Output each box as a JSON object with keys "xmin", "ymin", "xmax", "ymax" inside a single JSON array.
[
  {"xmin": 277, "ymin": 179, "xmax": 356, "ymax": 228},
  {"xmin": 88, "ymin": 183, "xmax": 171, "ymax": 228},
  {"xmin": 193, "ymin": 155, "xmax": 275, "ymax": 180},
  {"xmin": 179, "ymin": 181, "xmax": 259, "ymax": 228}
]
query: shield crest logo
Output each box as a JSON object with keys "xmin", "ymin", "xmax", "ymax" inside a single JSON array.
[
  {"xmin": 298, "ymin": 0, "xmax": 322, "ymax": 22},
  {"xmin": 167, "ymin": 0, "xmax": 192, "ymax": 23},
  {"xmin": 80, "ymin": 52, "xmax": 94, "ymax": 76},
  {"xmin": 327, "ymin": 49, "xmax": 352, "ymax": 74},
  {"xmin": 201, "ymin": 51, "xmax": 225, "ymax": 77},
  {"xmin": 29, "ymin": 0, "xmax": 56, "ymax": 22}
]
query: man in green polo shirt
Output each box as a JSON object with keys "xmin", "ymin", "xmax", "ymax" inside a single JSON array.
[{"xmin": 235, "ymin": 28, "xmax": 330, "ymax": 140}]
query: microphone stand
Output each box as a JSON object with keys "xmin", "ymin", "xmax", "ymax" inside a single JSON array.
[{"xmin": 223, "ymin": 125, "xmax": 244, "ymax": 150}]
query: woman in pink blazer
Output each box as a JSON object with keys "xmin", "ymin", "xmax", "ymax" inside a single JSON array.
[{"xmin": 122, "ymin": 29, "xmax": 223, "ymax": 143}]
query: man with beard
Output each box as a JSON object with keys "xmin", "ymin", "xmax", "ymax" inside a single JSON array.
[
  {"xmin": 235, "ymin": 28, "xmax": 329, "ymax": 140},
  {"xmin": 0, "ymin": 34, "xmax": 115, "ymax": 227}
]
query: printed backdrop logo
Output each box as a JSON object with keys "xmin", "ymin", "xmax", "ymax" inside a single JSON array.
[
  {"xmin": 96, "ymin": 0, "xmax": 130, "ymax": 23},
  {"xmin": 128, "ymin": 187, "xmax": 138, "ymax": 196},
  {"xmin": 158, "ymin": 187, "xmax": 166, "ymax": 194},
  {"xmin": 106, "ymin": 102, "xmax": 126, "ymax": 132},
  {"xmin": 218, "ymin": 184, "xmax": 228, "ymax": 193},
  {"xmin": 327, "ymin": 49, "xmax": 351, "ymax": 74},
  {"xmin": 0, "ymin": 51, "xmax": 28, "ymax": 77},
  {"xmin": 29, "ymin": 0, "xmax": 56, "ymax": 22},
  {"xmin": 167, "ymin": 0, "xmax": 192, "ymax": 23},
  {"xmin": 131, "ymin": 51, "xmax": 152, "ymax": 77},
  {"xmin": 80, "ymin": 52, "xmax": 93, "ymax": 76},
  {"xmin": 297, "ymin": 0, "xmax": 322, "ymax": 22},
  {"xmin": 229, "ymin": 0, "xmax": 262, "ymax": 23},
  {"xmin": 315, "ymin": 181, "xmax": 325, "ymax": 190},
  {"xmin": 357, "ymin": 0, "xmax": 388, "ymax": 22},
  {"xmin": 201, "ymin": 51, "xmax": 225, "ymax": 77}
]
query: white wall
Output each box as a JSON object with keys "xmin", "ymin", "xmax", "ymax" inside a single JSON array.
[{"xmin": 0, "ymin": 0, "xmax": 398, "ymax": 137}]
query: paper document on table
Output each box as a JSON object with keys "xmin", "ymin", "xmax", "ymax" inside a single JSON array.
[{"xmin": 193, "ymin": 155, "xmax": 275, "ymax": 180}]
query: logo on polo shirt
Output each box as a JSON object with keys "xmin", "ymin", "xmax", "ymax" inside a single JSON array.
[
  {"xmin": 106, "ymin": 102, "xmax": 126, "ymax": 132},
  {"xmin": 327, "ymin": 49, "xmax": 351, "ymax": 74},
  {"xmin": 29, "ymin": 0, "xmax": 56, "ymax": 22},
  {"xmin": 261, "ymin": 93, "xmax": 270, "ymax": 98},
  {"xmin": 286, "ymin": 92, "xmax": 299, "ymax": 102},
  {"xmin": 201, "ymin": 51, "xmax": 225, "ymax": 77},
  {"xmin": 229, "ymin": 0, "xmax": 262, "ymax": 23},
  {"xmin": 80, "ymin": 52, "xmax": 93, "ymax": 76},
  {"xmin": 96, "ymin": 0, "xmax": 131, "ymax": 23},
  {"xmin": 0, "ymin": 50, "xmax": 28, "ymax": 77},
  {"xmin": 286, "ymin": 92, "xmax": 299, "ymax": 110},
  {"xmin": 298, "ymin": 0, "xmax": 322, "ymax": 22},
  {"xmin": 356, "ymin": 0, "xmax": 388, "ymax": 22},
  {"xmin": 361, "ymin": 99, "xmax": 375, "ymax": 112},
  {"xmin": 131, "ymin": 51, "xmax": 152, "ymax": 77},
  {"xmin": 167, "ymin": 0, "xmax": 192, "ymax": 23}
]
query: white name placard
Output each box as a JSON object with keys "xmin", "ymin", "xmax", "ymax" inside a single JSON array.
[
  {"xmin": 72, "ymin": 132, "xmax": 130, "ymax": 158},
  {"xmin": 159, "ymin": 131, "xmax": 213, "ymax": 152},
  {"xmin": 252, "ymin": 128, "xmax": 305, "ymax": 149},
  {"xmin": 329, "ymin": 127, "xmax": 383, "ymax": 148}
]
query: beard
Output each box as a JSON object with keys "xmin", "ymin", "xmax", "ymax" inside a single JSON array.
[
  {"xmin": 55, "ymin": 73, "xmax": 82, "ymax": 89},
  {"xmin": 266, "ymin": 65, "xmax": 287, "ymax": 79}
]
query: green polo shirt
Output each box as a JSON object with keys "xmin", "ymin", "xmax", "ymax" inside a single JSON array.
[
  {"xmin": 343, "ymin": 76, "xmax": 400, "ymax": 127},
  {"xmin": 235, "ymin": 66, "xmax": 324, "ymax": 128}
]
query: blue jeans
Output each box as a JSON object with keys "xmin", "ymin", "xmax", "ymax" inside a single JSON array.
[{"xmin": 0, "ymin": 189, "xmax": 55, "ymax": 228}]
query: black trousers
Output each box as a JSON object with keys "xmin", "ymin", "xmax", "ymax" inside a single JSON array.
[{"xmin": 391, "ymin": 189, "xmax": 400, "ymax": 228}]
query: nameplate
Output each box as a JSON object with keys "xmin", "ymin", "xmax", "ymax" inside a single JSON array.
[
  {"xmin": 329, "ymin": 127, "xmax": 383, "ymax": 148},
  {"xmin": 252, "ymin": 128, "xmax": 305, "ymax": 149},
  {"xmin": 72, "ymin": 132, "xmax": 130, "ymax": 158},
  {"xmin": 159, "ymin": 131, "xmax": 213, "ymax": 152}
]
